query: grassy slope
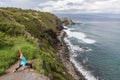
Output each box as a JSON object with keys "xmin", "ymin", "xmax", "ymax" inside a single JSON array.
[{"xmin": 0, "ymin": 8, "xmax": 67, "ymax": 80}]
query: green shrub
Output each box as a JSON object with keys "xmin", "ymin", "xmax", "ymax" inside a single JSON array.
[
  {"xmin": 0, "ymin": 69, "xmax": 6, "ymax": 75},
  {"xmin": 0, "ymin": 22, "xmax": 25, "ymax": 36},
  {"xmin": 0, "ymin": 32, "xmax": 13, "ymax": 48},
  {"xmin": 53, "ymin": 72, "xmax": 65, "ymax": 80}
]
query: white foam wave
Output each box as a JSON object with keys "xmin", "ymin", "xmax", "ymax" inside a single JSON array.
[
  {"xmin": 64, "ymin": 35, "xmax": 98, "ymax": 80},
  {"xmin": 64, "ymin": 26, "xmax": 96, "ymax": 44},
  {"xmin": 63, "ymin": 26, "xmax": 68, "ymax": 29},
  {"xmin": 64, "ymin": 37, "xmax": 75, "ymax": 52},
  {"xmin": 64, "ymin": 37, "xmax": 92, "ymax": 57},
  {"xmin": 83, "ymin": 38, "xmax": 96, "ymax": 44},
  {"xmin": 69, "ymin": 28, "xmax": 75, "ymax": 30},
  {"xmin": 70, "ymin": 57, "xmax": 98, "ymax": 80}
]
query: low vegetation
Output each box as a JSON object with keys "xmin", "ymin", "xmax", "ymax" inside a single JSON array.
[{"xmin": 0, "ymin": 7, "xmax": 67, "ymax": 80}]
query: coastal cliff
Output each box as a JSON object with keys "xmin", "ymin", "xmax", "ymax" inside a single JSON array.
[
  {"xmin": 60, "ymin": 18, "xmax": 75, "ymax": 26},
  {"xmin": 0, "ymin": 8, "xmax": 85, "ymax": 80}
]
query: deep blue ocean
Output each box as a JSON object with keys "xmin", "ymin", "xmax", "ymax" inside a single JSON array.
[{"xmin": 57, "ymin": 14, "xmax": 120, "ymax": 80}]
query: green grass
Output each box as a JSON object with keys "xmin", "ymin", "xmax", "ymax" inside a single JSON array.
[
  {"xmin": 0, "ymin": 36, "xmax": 39, "ymax": 75},
  {"xmin": 0, "ymin": 7, "xmax": 68, "ymax": 80},
  {"xmin": 0, "ymin": 36, "xmax": 65, "ymax": 79}
]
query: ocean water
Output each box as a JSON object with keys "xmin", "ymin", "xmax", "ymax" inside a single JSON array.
[{"xmin": 63, "ymin": 17, "xmax": 120, "ymax": 80}]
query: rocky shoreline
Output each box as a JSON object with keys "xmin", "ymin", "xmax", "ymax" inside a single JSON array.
[{"xmin": 57, "ymin": 30, "xmax": 86, "ymax": 80}]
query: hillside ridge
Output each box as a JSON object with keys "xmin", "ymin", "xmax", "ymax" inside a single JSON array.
[{"xmin": 0, "ymin": 7, "xmax": 85, "ymax": 80}]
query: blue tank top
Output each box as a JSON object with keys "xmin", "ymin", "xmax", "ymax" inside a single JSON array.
[{"xmin": 20, "ymin": 57, "xmax": 26, "ymax": 66}]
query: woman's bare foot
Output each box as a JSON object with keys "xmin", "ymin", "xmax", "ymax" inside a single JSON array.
[
  {"xmin": 13, "ymin": 70, "xmax": 16, "ymax": 73},
  {"xmin": 29, "ymin": 69, "xmax": 34, "ymax": 72}
]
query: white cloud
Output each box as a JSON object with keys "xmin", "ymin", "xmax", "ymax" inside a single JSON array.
[
  {"xmin": 0, "ymin": 1, "xmax": 6, "ymax": 7},
  {"xmin": 37, "ymin": 0, "xmax": 120, "ymax": 14},
  {"xmin": 10, "ymin": 0, "xmax": 39, "ymax": 9},
  {"xmin": 0, "ymin": 0, "xmax": 120, "ymax": 14},
  {"xmin": 0, "ymin": 0, "xmax": 41, "ymax": 9}
]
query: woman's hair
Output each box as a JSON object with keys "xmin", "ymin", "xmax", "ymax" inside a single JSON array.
[{"xmin": 18, "ymin": 53, "xmax": 21, "ymax": 58}]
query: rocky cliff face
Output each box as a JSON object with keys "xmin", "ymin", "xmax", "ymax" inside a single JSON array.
[{"xmin": 60, "ymin": 18, "xmax": 75, "ymax": 26}]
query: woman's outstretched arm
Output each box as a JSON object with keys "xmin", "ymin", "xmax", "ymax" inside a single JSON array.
[{"xmin": 18, "ymin": 46, "xmax": 23, "ymax": 57}]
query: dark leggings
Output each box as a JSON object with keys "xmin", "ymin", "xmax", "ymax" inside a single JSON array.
[{"xmin": 15, "ymin": 63, "xmax": 32, "ymax": 71}]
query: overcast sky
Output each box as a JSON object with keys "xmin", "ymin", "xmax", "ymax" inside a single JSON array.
[{"xmin": 0, "ymin": 0, "xmax": 120, "ymax": 14}]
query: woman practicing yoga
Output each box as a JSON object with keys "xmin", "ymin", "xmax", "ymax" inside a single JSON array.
[{"xmin": 13, "ymin": 47, "xmax": 33, "ymax": 72}]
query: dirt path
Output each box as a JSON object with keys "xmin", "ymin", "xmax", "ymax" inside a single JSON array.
[{"xmin": 0, "ymin": 63, "xmax": 49, "ymax": 80}]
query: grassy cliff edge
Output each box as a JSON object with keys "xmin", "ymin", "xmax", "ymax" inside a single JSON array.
[{"xmin": 0, "ymin": 7, "xmax": 85, "ymax": 80}]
